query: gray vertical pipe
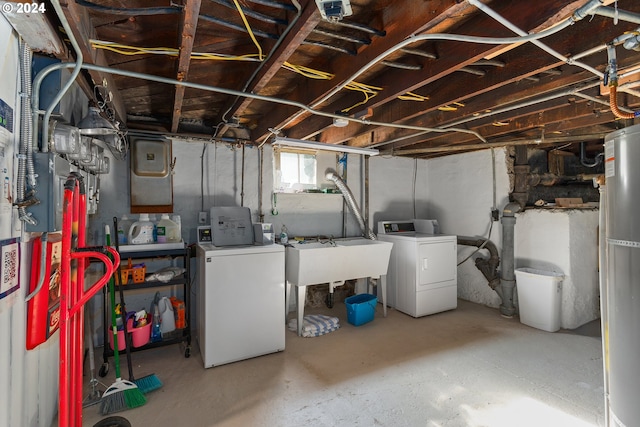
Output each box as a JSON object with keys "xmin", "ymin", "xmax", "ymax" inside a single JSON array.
[{"xmin": 499, "ymin": 202, "xmax": 521, "ymax": 317}]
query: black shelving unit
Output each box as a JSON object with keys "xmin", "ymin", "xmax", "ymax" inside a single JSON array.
[{"xmin": 100, "ymin": 245, "xmax": 191, "ymax": 376}]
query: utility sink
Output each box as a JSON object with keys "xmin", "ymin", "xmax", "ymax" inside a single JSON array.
[
  {"xmin": 285, "ymin": 238, "xmax": 392, "ymax": 286},
  {"xmin": 285, "ymin": 237, "xmax": 393, "ymax": 336}
]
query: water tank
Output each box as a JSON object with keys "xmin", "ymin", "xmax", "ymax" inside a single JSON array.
[{"xmin": 603, "ymin": 124, "xmax": 640, "ymax": 426}]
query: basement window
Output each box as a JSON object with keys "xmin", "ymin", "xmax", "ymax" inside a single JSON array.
[
  {"xmin": 274, "ymin": 148, "xmax": 317, "ymax": 192},
  {"xmin": 274, "ymin": 148, "xmax": 339, "ymax": 193}
]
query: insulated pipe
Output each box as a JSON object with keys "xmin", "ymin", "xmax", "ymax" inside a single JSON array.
[
  {"xmin": 499, "ymin": 202, "xmax": 522, "ymax": 317},
  {"xmin": 325, "ymin": 168, "xmax": 376, "ymax": 240}
]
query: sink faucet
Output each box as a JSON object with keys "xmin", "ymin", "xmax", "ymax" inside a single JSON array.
[{"xmin": 320, "ymin": 235, "xmax": 337, "ymax": 247}]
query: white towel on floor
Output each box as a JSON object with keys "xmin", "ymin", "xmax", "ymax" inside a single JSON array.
[{"xmin": 288, "ymin": 314, "xmax": 340, "ymax": 337}]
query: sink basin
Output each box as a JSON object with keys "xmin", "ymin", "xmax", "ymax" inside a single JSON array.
[
  {"xmin": 285, "ymin": 237, "xmax": 393, "ymax": 336},
  {"xmin": 285, "ymin": 237, "xmax": 393, "ymax": 286}
]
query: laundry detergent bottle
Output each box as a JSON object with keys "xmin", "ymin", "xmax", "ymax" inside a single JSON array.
[
  {"xmin": 156, "ymin": 214, "xmax": 180, "ymax": 243},
  {"xmin": 117, "ymin": 214, "xmax": 133, "ymax": 245},
  {"xmin": 128, "ymin": 213, "xmax": 155, "ymax": 245}
]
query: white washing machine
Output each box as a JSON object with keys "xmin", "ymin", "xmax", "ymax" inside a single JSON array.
[
  {"xmin": 196, "ymin": 207, "xmax": 285, "ymax": 368},
  {"xmin": 377, "ymin": 220, "xmax": 457, "ymax": 318}
]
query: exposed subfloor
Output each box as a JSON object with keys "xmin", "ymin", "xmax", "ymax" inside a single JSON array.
[{"xmin": 79, "ymin": 300, "xmax": 605, "ymax": 427}]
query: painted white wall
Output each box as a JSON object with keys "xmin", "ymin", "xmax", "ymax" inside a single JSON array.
[
  {"xmin": 425, "ymin": 148, "xmax": 511, "ymax": 308},
  {"xmin": 423, "ymin": 147, "xmax": 600, "ymax": 329},
  {"xmin": 515, "ymin": 209, "xmax": 600, "ymax": 329}
]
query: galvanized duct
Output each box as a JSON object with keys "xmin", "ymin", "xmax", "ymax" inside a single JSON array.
[{"xmin": 325, "ymin": 168, "xmax": 376, "ymax": 240}]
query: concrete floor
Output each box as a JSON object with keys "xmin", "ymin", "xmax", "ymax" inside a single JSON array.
[{"xmin": 80, "ymin": 300, "xmax": 605, "ymax": 427}]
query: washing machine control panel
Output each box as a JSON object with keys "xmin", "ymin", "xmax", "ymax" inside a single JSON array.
[{"xmin": 378, "ymin": 221, "xmax": 416, "ymax": 234}]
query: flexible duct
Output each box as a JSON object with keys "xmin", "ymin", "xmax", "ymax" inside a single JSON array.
[
  {"xmin": 325, "ymin": 168, "xmax": 376, "ymax": 240},
  {"xmin": 609, "ymin": 85, "xmax": 640, "ymax": 119},
  {"xmin": 17, "ymin": 40, "xmax": 36, "ymax": 224}
]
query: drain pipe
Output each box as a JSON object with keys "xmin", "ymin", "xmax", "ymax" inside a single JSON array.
[
  {"xmin": 457, "ymin": 236, "xmax": 502, "ymax": 297},
  {"xmin": 500, "ymin": 202, "xmax": 522, "ymax": 317},
  {"xmin": 325, "ymin": 168, "xmax": 376, "ymax": 240}
]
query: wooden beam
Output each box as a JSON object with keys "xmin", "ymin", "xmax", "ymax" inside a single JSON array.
[
  {"xmin": 315, "ymin": 7, "xmax": 640, "ymax": 148},
  {"xmin": 215, "ymin": 0, "xmax": 321, "ymax": 137},
  {"xmin": 288, "ymin": 0, "xmax": 599, "ymax": 142},
  {"xmin": 171, "ymin": 0, "xmax": 202, "ymax": 133},
  {"xmin": 251, "ymin": 0, "xmax": 471, "ymax": 141},
  {"xmin": 57, "ymin": 0, "xmax": 127, "ymax": 122}
]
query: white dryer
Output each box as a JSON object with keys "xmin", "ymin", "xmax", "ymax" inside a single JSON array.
[{"xmin": 377, "ymin": 220, "xmax": 457, "ymax": 318}]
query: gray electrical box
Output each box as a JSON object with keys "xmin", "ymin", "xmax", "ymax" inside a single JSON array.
[
  {"xmin": 130, "ymin": 137, "xmax": 173, "ymax": 213},
  {"xmin": 25, "ymin": 153, "xmax": 71, "ymax": 232}
]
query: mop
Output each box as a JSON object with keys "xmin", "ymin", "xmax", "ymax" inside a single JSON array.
[
  {"xmin": 100, "ymin": 225, "xmax": 146, "ymax": 415},
  {"xmin": 113, "ymin": 217, "xmax": 163, "ymax": 394}
]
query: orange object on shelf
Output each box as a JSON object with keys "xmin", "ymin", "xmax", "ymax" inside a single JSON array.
[
  {"xmin": 131, "ymin": 264, "xmax": 146, "ymax": 283},
  {"xmin": 170, "ymin": 296, "xmax": 186, "ymax": 329}
]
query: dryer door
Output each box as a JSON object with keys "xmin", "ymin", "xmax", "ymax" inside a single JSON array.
[{"xmin": 417, "ymin": 239, "xmax": 457, "ymax": 289}]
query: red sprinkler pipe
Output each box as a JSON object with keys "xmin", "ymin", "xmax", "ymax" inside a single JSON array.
[{"xmin": 59, "ymin": 173, "xmax": 120, "ymax": 427}]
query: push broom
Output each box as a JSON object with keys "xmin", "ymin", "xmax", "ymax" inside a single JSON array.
[
  {"xmin": 113, "ymin": 216, "xmax": 163, "ymax": 394},
  {"xmin": 100, "ymin": 225, "xmax": 146, "ymax": 415}
]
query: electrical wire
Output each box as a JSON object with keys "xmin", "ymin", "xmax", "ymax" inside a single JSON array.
[
  {"xmin": 457, "ymin": 219, "xmax": 494, "ymax": 266},
  {"xmin": 233, "ymin": 0, "xmax": 264, "ymax": 60}
]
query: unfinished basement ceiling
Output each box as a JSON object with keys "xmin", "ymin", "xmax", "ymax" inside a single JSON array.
[{"xmin": 48, "ymin": 0, "xmax": 640, "ymax": 158}]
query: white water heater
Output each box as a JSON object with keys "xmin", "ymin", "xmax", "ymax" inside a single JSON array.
[{"xmin": 602, "ymin": 124, "xmax": 640, "ymax": 426}]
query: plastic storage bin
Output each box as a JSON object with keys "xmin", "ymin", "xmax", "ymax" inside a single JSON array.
[
  {"xmin": 345, "ymin": 293, "xmax": 377, "ymax": 326},
  {"xmin": 515, "ymin": 268, "xmax": 564, "ymax": 332}
]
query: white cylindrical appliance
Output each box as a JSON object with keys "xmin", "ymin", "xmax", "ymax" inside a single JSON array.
[{"xmin": 603, "ymin": 124, "xmax": 640, "ymax": 426}]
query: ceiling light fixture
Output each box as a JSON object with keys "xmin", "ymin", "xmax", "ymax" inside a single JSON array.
[
  {"xmin": 273, "ymin": 137, "xmax": 379, "ymax": 156},
  {"xmin": 333, "ymin": 117, "xmax": 349, "ymax": 127},
  {"xmin": 77, "ymin": 106, "xmax": 118, "ymax": 136}
]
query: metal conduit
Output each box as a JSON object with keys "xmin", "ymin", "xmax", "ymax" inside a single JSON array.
[
  {"xmin": 210, "ymin": 0, "xmax": 288, "ymax": 25},
  {"xmin": 380, "ymin": 61, "xmax": 422, "ymax": 70},
  {"xmin": 335, "ymin": 20, "xmax": 386, "ymax": 37},
  {"xmin": 247, "ymin": 0, "xmax": 297, "ymax": 12},
  {"xmin": 311, "ymin": 27, "xmax": 371, "ymax": 45},
  {"xmin": 468, "ymin": 0, "xmax": 603, "ymax": 78},
  {"xmin": 302, "ymin": 40, "xmax": 357, "ymax": 55},
  {"xmin": 372, "ymin": 80, "xmax": 616, "ymax": 149},
  {"xmin": 271, "ymin": 3, "xmax": 586, "ymax": 137},
  {"xmin": 400, "ymin": 48, "xmax": 437, "ymax": 59},
  {"xmin": 199, "ymin": 14, "xmax": 279, "ymax": 39},
  {"xmin": 31, "ymin": 61, "xmax": 486, "ymax": 154},
  {"xmin": 75, "ymin": 0, "xmax": 182, "ymax": 14},
  {"xmin": 594, "ymin": 6, "xmax": 640, "ymax": 25},
  {"xmin": 220, "ymin": 0, "xmax": 303, "ymax": 126}
]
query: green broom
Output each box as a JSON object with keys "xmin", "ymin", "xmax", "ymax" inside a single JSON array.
[
  {"xmin": 112, "ymin": 216, "xmax": 163, "ymax": 395},
  {"xmin": 100, "ymin": 225, "xmax": 146, "ymax": 415}
]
